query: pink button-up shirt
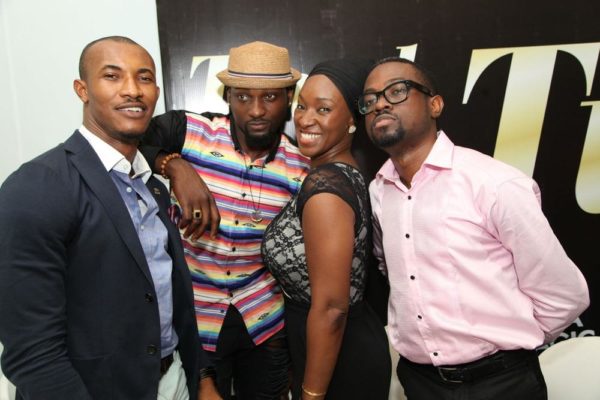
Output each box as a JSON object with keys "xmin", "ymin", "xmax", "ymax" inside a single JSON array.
[{"xmin": 370, "ymin": 131, "xmax": 589, "ymax": 366}]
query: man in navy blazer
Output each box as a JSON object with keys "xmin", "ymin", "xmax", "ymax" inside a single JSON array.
[{"xmin": 0, "ymin": 36, "xmax": 221, "ymax": 399}]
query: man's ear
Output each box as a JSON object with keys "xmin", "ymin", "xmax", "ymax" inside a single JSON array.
[
  {"xmin": 430, "ymin": 94, "xmax": 444, "ymax": 119},
  {"xmin": 286, "ymin": 87, "xmax": 295, "ymax": 105},
  {"xmin": 73, "ymin": 79, "xmax": 89, "ymax": 104}
]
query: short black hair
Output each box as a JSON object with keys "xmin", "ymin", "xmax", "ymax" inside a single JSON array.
[
  {"xmin": 370, "ymin": 57, "xmax": 438, "ymax": 95},
  {"xmin": 78, "ymin": 36, "xmax": 141, "ymax": 79}
]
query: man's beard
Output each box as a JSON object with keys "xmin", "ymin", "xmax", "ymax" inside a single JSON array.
[
  {"xmin": 241, "ymin": 122, "xmax": 282, "ymax": 150},
  {"xmin": 371, "ymin": 125, "xmax": 406, "ymax": 149}
]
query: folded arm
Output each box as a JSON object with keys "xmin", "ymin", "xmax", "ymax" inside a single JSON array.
[
  {"xmin": 492, "ymin": 177, "xmax": 589, "ymax": 343},
  {"xmin": 140, "ymin": 110, "xmax": 220, "ymax": 240}
]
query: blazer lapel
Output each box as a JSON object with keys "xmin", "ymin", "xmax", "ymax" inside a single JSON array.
[
  {"xmin": 64, "ymin": 131, "xmax": 154, "ymax": 285},
  {"xmin": 147, "ymin": 178, "xmax": 195, "ymax": 304}
]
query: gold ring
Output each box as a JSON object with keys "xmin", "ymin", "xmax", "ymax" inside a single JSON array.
[{"xmin": 192, "ymin": 209, "xmax": 202, "ymax": 220}]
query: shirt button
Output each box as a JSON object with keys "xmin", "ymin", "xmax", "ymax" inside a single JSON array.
[
  {"xmin": 405, "ymin": 233, "xmax": 410, "ymax": 238},
  {"xmin": 417, "ymin": 315, "xmax": 422, "ymax": 320},
  {"xmin": 232, "ymin": 247, "xmax": 236, "ymax": 252},
  {"xmin": 141, "ymin": 225, "xmax": 145, "ymax": 230},
  {"xmin": 228, "ymin": 292, "xmax": 233, "ymax": 297},
  {"xmin": 145, "ymin": 293, "xmax": 154, "ymax": 302},
  {"xmin": 146, "ymin": 344, "xmax": 157, "ymax": 355},
  {"xmin": 249, "ymin": 165, "xmax": 253, "ymax": 169},
  {"xmin": 126, "ymin": 187, "xmax": 133, "ymax": 193},
  {"xmin": 433, "ymin": 352, "xmax": 439, "ymax": 357},
  {"xmin": 410, "ymin": 275, "xmax": 415, "ymax": 280},
  {"xmin": 220, "ymin": 309, "xmax": 225, "ymax": 314},
  {"xmin": 242, "ymin": 193, "xmax": 247, "ymax": 198},
  {"xmin": 235, "ymin": 220, "xmax": 239, "ymax": 225},
  {"xmin": 226, "ymin": 271, "xmax": 231, "ymax": 276},
  {"xmin": 408, "ymin": 195, "xmax": 412, "ymax": 200}
]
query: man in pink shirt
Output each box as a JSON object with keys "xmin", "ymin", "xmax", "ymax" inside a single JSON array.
[{"xmin": 358, "ymin": 57, "xmax": 590, "ymax": 399}]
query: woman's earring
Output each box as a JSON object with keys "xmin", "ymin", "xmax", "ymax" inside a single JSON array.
[{"xmin": 348, "ymin": 125, "xmax": 357, "ymax": 134}]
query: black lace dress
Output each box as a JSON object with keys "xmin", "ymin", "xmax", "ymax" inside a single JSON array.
[{"xmin": 262, "ymin": 162, "xmax": 391, "ymax": 400}]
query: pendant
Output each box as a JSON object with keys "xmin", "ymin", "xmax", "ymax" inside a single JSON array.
[{"xmin": 251, "ymin": 210, "xmax": 263, "ymax": 223}]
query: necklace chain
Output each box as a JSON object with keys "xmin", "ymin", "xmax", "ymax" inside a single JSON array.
[{"xmin": 241, "ymin": 154, "xmax": 265, "ymax": 223}]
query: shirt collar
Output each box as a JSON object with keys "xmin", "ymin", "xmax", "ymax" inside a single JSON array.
[
  {"xmin": 422, "ymin": 130, "xmax": 454, "ymax": 170},
  {"xmin": 376, "ymin": 130, "xmax": 454, "ymax": 182},
  {"xmin": 79, "ymin": 125, "xmax": 152, "ymax": 183}
]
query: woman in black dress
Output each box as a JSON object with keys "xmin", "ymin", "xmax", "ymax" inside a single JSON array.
[{"xmin": 262, "ymin": 59, "xmax": 391, "ymax": 399}]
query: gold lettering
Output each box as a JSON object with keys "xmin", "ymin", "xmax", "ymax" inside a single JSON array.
[
  {"xmin": 396, "ymin": 44, "xmax": 418, "ymax": 61},
  {"xmin": 189, "ymin": 56, "xmax": 229, "ymax": 113},
  {"xmin": 464, "ymin": 42, "xmax": 600, "ymax": 214},
  {"xmin": 577, "ymin": 101, "xmax": 600, "ymax": 213}
]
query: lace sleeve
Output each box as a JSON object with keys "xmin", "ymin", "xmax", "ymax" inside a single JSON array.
[{"xmin": 296, "ymin": 163, "xmax": 361, "ymax": 231}]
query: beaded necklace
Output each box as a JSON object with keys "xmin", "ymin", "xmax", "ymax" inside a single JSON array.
[{"xmin": 242, "ymin": 155, "xmax": 265, "ymax": 223}]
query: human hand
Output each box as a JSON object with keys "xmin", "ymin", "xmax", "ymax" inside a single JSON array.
[
  {"xmin": 197, "ymin": 377, "xmax": 223, "ymax": 400},
  {"xmin": 164, "ymin": 156, "xmax": 220, "ymax": 240}
]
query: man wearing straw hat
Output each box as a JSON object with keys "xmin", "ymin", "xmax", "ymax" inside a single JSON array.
[{"xmin": 141, "ymin": 41, "xmax": 310, "ymax": 399}]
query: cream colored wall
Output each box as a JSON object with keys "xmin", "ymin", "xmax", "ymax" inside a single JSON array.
[{"xmin": 0, "ymin": 0, "xmax": 165, "ymax": 184}]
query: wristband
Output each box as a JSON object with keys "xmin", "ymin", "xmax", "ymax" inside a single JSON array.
[
  {"xmin": 160, "ymin": 153, "xmax": 182, "ymax": 179},
  {"xmin": 301, "ymin": 384, "xmax": 326, "ymax": 397},
  {"xmin": 199, "ymin": 366, "xmax": 216, "ymax": 380}
]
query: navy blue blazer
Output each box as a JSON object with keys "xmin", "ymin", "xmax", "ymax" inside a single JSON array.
[{"xmin": 0, "ymin": 131, "xmax": 209, "ymax": 399}]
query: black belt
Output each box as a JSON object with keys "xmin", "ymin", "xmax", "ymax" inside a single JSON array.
[
  {"xmin": 160, "ymin": 353, "xmax": 174, "ymax": 377},
  {"xmin": 402, "ymin": 349, "xmax": 535, "ymax": 384}
]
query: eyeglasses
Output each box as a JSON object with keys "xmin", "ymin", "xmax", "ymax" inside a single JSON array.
[{"xmin": 357, "ymin": 80, "xmax": 434, "ymax": 115}]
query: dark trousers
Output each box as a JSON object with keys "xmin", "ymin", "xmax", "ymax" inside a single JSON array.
[
  {"xmin": 397, "ymin": 350, "xmax": 548, "ymax": 400},
  {"xmin": 208, "ymin": 306, "xmax": 290, "ymax": 400}
]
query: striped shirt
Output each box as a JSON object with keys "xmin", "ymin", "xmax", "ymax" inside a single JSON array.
[{"xmin": 146, "ymin": 111, "xmax": 310, "ymax": 351}]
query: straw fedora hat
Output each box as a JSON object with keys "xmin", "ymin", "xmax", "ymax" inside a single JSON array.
[{"xmin": 217, "ymin": 41, "xmax": 301, "ymax": 89}]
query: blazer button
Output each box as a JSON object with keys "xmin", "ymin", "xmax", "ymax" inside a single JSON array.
[
  {"xmin": 147, "ymin": 344, "xmax": 157, "ymax": 355},
  {"xmin": 145, "ymin": 293, "xmax": 154, "ymax": 303}
]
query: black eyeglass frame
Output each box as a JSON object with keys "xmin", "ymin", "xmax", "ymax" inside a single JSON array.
[{"xmin": 358, "ymin": 79, "xmax": 435, "ymax": 115}]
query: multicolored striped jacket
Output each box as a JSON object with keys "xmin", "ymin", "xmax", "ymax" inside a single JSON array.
[{"xmin": 143, "ymin": 111, "xmax": 310, "ymax": 350}]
